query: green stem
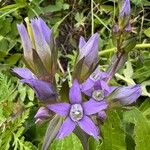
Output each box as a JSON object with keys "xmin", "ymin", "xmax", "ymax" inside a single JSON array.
[
  {"xmin": 91, "ymin": 0, "xmax": 94, "ymax": 34},
  {"xmin": 99, "ymin": 43, "xmax": 150, "ymax": 56}
]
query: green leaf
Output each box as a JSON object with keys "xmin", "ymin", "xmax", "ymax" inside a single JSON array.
[
  {"xmin": 42, "ymin": 115, "xmax": 63, "ymax": 150},
  {"xmin": 50, "ymin": 133, "xmax": 83, "ymax": 150},
  {"xmin": 123, "ymin": 108, "xmax": 150, "ymax": 150},
  {"xmin": 99, "ymin": 110, "xmax": 126, "ymax": 150}
]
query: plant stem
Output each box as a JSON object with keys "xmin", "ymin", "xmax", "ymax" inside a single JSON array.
[
  {"xmin": 91, "ymin": 0, "xmax": 94, "ymax": 34},
  {"xmin": 99, "ymin": 43, "xmax": 150, "ymax": 56}
]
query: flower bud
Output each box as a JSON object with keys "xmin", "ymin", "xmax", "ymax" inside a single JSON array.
[
  {"xmin": 35, "ymin": 107, "xmax": 51, "ymax": 124},
  {"xmin": 73, "ymin": 33, "xmax": 99, "ymax": 82},
  {"xmin": 17, "ymin": 17, "xmax": 57, "ymax": 82},
  {"xmin": 119, "ymin": 0, "xmax": 131, "ymax": 30},
  {"xmin": 109, "ymin": 85, "xmax": 141, "ymax": 105}
]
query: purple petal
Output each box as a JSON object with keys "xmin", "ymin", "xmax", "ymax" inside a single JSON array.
[
  {"xmin": 79, "ymin": 36, "xmax": 86, "ymax": 49},
  {"xmin": 17, "ymin": 23, "xmax": 32, "ymax": 52},
  {"xmin": 57, "ymin": 117, "xmax": 76, "ymax": 139},
  {"xmin": 17, "ymin": 23, "xmax": 33, "ymax": 62},
  {"xmin": 21, "ymin": 79, "xmax": 57, "ymax": 100},
  {"xmin": 98, "ymin": 111, "xmax": 107, "ymax": 121},
  {"xmin": 120, "ymin": 0, "xmax": 130, "ymax": 17},
  {"xmin": 34, "ymin": 107, "xmax": 50, "ymax": 119},
  {"xmin": 48, "ymin": 103, "xmax": 70, "ymax": 116},
  {"xmin": 12, "ymin": 68, "xmax": 36, "ymax": 79},
  {"xmin": 31, "ymin": 18, "xmax": 51, "ymax": 72},
  {"xmin": 113, "ymin": 24, "xmax": 119, "ymax": 33},
  {"xmin": 80, "ymin": 78, "xmax": 94, "ymax": 96},
  {"xmin": 79, "ymin": 33, "xmax": 99, "ymax": 67},
  {"xmin": 78, "ymin": 115, "xmax": 99, "ymax": 139},
  {"xmin": 124, "ymin": 23, "xmax": 132, "ymax": 32},
  {"xmin": 38, "ymin": 18, "xmax": 52, "ymax": 45},
  {"xmin": 111, "ymin": 84, "xmax": 141, "ymax": 105},
  {"xmin": 69, "ymin": 80, "xmax": 82, "ymax": 104},
  {"xmin": 82, "ymin": 99, "xmax": 108, "ymax": 115}
]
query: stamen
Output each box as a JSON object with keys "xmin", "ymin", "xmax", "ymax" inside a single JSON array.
[
  {"xmin": 92, "ymin": 89, "xmax": 104, "ymax": 101},
  {"xmin": 70, "ymin": 104, "xmax": 83, "ymax": 121}
]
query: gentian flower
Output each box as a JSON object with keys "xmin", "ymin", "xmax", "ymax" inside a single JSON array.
[
  {"xmin": 34, "ymin": 107, "xmax": 51, "ymax": 124},
  {"xmin": 48, "ymin": 80, "xmax": 108, "ymax": 139},
  {"xmin": 80, "ymin": 69, "xmax": 110, "ymax": 100},
  {"xmin": 12, "ymin": 68, "xmax": 57, "ymax": 101},
  {"xmin": 119, "ymin": 0, "xmax": 131, "ymax": 29},
  {"xmin": 73, "ymin": 33, "xmax": 99, "ymax": 82},
  {"xmin": 109, "ymin": 85, "xmax": 141, "ymax": 105},
  {"xmin": 17, "ymin": 17, "xmax": 57, "ymax": 80},
  {"xmin": 81, "ymin": 70, "xmax": 141, "ymax": 106}
]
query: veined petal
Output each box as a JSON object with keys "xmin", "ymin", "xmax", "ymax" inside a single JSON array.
[
  {"xmin": 69, "ymin": 80, "xmax": 82, "ymax": 104},
  {"xmin": 79, "ymin": 36, "xmax": 86, "ymax": 50},
  {"xmin": 78, "ymin": 115, "xmax": 99, "ymax": 139},
  {"xmin": 111, "ymin": 84, "xmax": 141, "ymax": 105},
  {"xmin": 12, "ymin": 68, "xmax": 36, "ymax": 79},
  {"xmin": 34, "ymin": 107, "xmax": 50, "ymax": 119},
  {"xmin": 120, "ymin": 0, "xmax": 130, "ymax": 17},
  {"xmin": 21, "ymin": 79, "xmax": 57, "ymax": 100},
  {"xmin": 38, "ymin": 18, "xmax": 52, "ymax": 45},
  {"xmin": 17, "ymin": 23, "xmax": 33, "ymax": 63},
  {"xmin": 80, "ymin": 78, "xmax": 94, "ymax": 96},
  {"xmin": 48, "ymin": 103, "xmax": 70, "ymax": 116},
  {"xmin": 82, "ymin": 99, "xmax": 108, "ymax": 115},
  {"xmin": 57, "ymin": 117, "xmax": 76, "ymax": 139},
  {"xmin": 31, "ymin": 18, "xmax": 51, "ymax": 72}
]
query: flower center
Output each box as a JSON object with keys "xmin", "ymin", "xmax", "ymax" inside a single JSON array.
[
  {"xmin": 70, "ymin": 104, "xmax": 83, "ymax": 121},
  {"xmin": 92, "ymin": 89, "xmax": 104, "ymax": 101},
  {"xmin": 90, "ymin": 72, "xmax": 100, "ymax": 81}
]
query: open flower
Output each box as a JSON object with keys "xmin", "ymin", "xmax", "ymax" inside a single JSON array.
[
  {"xmin": 81, "ymin": 70, "xmax": 141, "ymax": 106},
  {"xmin": 12, "ymin": 68, "xmax": 57, "ymax": 101},
  {"xmin": 80, "ymin": 69, "xmax": 110, "ymax": 100},
  {"xmin": 48, "ymin": 80, "xmax": 108, "ymax": 139}
]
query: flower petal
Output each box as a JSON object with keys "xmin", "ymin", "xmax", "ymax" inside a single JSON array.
[
  {"xmin": 31, "ymin": 18, "xmax": 51, "ymax": 72},
  {"xmin": 80, "ymin": 78, "xmax": 94, "ymax": 96},
  {"xmin": 78, "ymin": 115, "xmax": 99, "ymax": 139},
  {"xmin": 17, "ymin": 23, "xmax": 33, "ymax": 64},
  {"xmin": 48, "ymin": 103, "xmax": 70, "ymax": 116},
  {"xmin": 111, "ymin": 84, "xmax": 141, "ymax": 105},
  {"xmin": 79, "ymin": 36, "xmax": 86, "ymax": 49},
  {"xmin": 38, "ymin": 18, "xmax": 52, "ymax": 45},
  {"xmin": 12, "ymin": 68, "xmax": 36, "ymax": 79},
  {"xmin": 57, "ymin": 117, "xmax": 76, "ymax": 139},
  {"xmin": 82, "ymin": 99, "xmax": 108, "ymax": 115},
  {"xmin": 98, "ymin": 111, "xmax": 107, "ymax": 121},
  {"xmin": 21, "ymin": 79, "xmax": 57, "ymax": 100},
  {"xmin": 69, "ymin": 80, "xmax": 82, "ymax": 104}
]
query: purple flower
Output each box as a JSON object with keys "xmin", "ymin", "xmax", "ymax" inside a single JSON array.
[
  {"xmin": 12, "ymin": 68, "xmax": 57, "ymax": 101},
  {"xmin": 17, "ymin": 17, "xmax": 56, "ymax": 76},
  {"xmin": 48, "ymin": 80, "xmax": 108, "ymax": 139},
  {"xmin": 81, "ymin": 70, "xmax": 141, "ymax": 106},
  {"xmin": 80, "ymin": 69, "xmax": 110, "ymax": 101},
  {"xmin": 78, "ymin": 33, "xmax": 99, "ymax": 67},
  {"xmin": 110, "ymin": 85, "xmax": 141, "ymax": 105},
  {"xmin": 113, "ymin": 24, "xmax": 119, "ymax": 33},
  {"xmin": 34, "ymin": 107, "xmax": 51, "ymax": 124},
  {"xmin": 119, "ymin": 0, "xmax": 131, "ymax": 17}
]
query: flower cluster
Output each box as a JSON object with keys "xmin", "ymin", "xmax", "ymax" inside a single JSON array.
[{"xmin": 12, "ymin": 15, "xmax": 141, "ymax": 141}]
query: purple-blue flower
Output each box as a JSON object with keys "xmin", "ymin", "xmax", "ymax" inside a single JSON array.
[
  {"xmin": 12, "ymin": 68, "xmax": 57, "ymax": 101},
  {"xmin": 17, "ymin": 17, "xmax": 56, "ymax": 76},
  {"xmin": 78, "ymin": 33, "xmax": 99, "ymax": 67},
  {"xmin": 48, "ymin": 80, "xmax": 108, "ymax": 139},
  {"xmin": 80, "ymin": 69, "xmax": 110, "ymax": 100},
  {"xmin": 81, "ymin": 69, "xmax": 141, "ymax": 106},
  {"xmin": 110, "ymin": 85, "xmax": 141, "ymax": 105},
  {"xmin": 119, "ymin": 0, "xmax": 131, "ymax": 17}
]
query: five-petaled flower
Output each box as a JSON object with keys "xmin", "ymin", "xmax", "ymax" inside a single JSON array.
[{"xmin": 48, "ymin": 80, "xmax": 108, "ymax": 139}]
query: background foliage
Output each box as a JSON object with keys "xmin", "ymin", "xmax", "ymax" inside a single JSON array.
[{"xmin": 0, "ymin": 0, "xmax": 150, "ymax": 149}]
